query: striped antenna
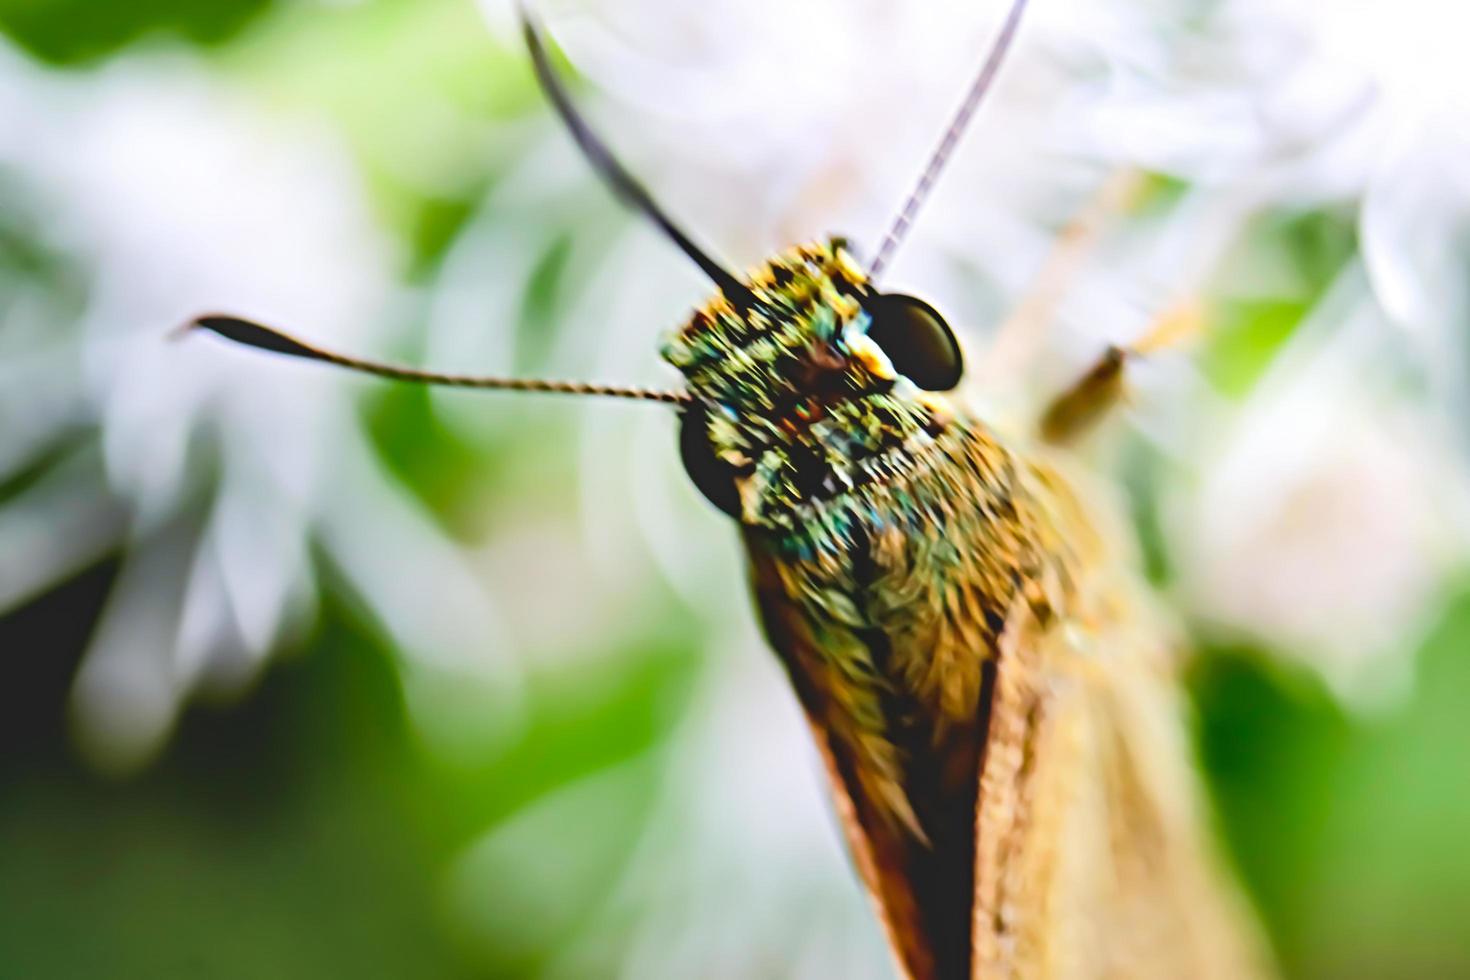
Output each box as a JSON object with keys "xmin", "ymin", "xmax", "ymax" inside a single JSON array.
[
  {"xmin": 868, "ymin": 0, "xmax": 1029, "ymax": 281},
  {"xmin": 178, "ymin": 315, "xmax": 690, "ymax": 406}
]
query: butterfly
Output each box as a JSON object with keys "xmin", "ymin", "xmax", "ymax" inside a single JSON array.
[{"xmin": 182, "ymin": 1, "xmax": 1273, "ymax": 976}]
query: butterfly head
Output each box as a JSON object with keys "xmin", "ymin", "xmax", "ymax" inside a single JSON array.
[
  {"xmin": 663, "ymin": 238, "xmax": 965, "ymax": 525},
  {"xmin": 187, "ymin": 4, "xmax": 1014, "ymax": 536}
]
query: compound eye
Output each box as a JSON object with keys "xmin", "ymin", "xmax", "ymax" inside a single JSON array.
[
  {"xmin": 863, "ymin": 293, "xmax": 963, "ymax": 391},
  {"xmin": 678, "ymin": 405, "xmax": 743, "ymax": 519}
]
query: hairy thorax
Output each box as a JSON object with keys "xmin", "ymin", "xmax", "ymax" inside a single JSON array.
[{"xmin": 743, "ymin": 413, "xmax": 1092, "ymax": 834}]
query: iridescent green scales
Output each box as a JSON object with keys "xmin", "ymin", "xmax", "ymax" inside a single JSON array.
[
  {"xmin": 661, "ymin": 237, "xmax": 1084, "ymax": 834},
  {"xmin": 659, "ymin": 239, "xmax": 1109, "ymax": 978},
  {"xmin": 662, "ymin": 240, "xmax": 951, "ymax": 528}
]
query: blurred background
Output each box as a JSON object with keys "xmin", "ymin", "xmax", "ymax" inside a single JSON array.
[{"xmin": 3, "ymin": 0, "xmax": 1469, "ymax": 977}]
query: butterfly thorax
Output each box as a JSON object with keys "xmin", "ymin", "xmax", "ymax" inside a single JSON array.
[
  {"xmin": 739, "ymin": 412, "xmax": 1094, "ymax": 980},
  {"xmin": 665, "ymin": 239, "xmax": 1114, "ymax": 979},
  {"xmin": 662, "ymin": 240, "xmax": 949, "ymax": 526},
  {"xmin": 664, "ymin": 240, "xmax": 1088, "ymax": 834},
  {"xmin": 748, "ymin": 413, "xmax": 1084, "ymax": 822}
]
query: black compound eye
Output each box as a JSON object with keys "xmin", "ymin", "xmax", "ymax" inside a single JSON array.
[
  {"xmin": 863, "ymin": 292, "xmax": 963, "ymax": 391},
  {"xmin": 678, "ymin": 405, "xmax": 744, "ymax": 519}
]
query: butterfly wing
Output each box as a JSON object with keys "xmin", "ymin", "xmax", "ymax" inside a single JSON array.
[
  {"xmin": 747, "ymin": 538, "xmax": 987, "ymax": 980},
  {"xmin": 740, "ymin": 442, "xmax": 1271, "ymax": 980},
  {"xmin": 968, "ymin": 579, "xmax": 1273, "ymax": 979}
]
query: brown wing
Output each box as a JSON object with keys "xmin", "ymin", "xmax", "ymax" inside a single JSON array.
[
  {"xmin": 738, "ymin": 420, "xmax": 1272, "ymax": 980},
  {"xmin": 746, "ymin": 537, "xmax": 999, "ymax": 980},
  {"xmin": 744, "ymin": 515, "xmax": 1272, "ymax": 979},
  {"xmin": 960, "ymin": 462, "xmax": 1276, "ymax": 979},
  {"xmin": 751, "ymin": 559, "xmax": 1271, "ymax": 980},
  {"xmin": 969, "ymin": 597, "xmax": 1274, "ymax": 980}
]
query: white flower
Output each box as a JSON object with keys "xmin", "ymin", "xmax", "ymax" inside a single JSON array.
[
  {"xmin": 1169, "ymin": 265, "xmax": 1470, "ymax": 706},
  {"xmin": 0, "ymin": 47, "xmax": 521, "ymax": 774},
  {"xmin": 1152, "ymin": 0, "xmax": 1470, "ymax": 694},
  {"xmin": 448, "ymin": 5, "xmax": 1470, "ymax": 969}
]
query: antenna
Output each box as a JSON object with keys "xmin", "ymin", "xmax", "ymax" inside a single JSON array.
[
  {"xmin": 867, "ymin": 0, "xmax": 1029, "ymax": 281},
  {"xmin": 178, "ymin": 315, "xmax": 691, "ymax": 405},
  {"xmin": 519, "ymin": 4, "xmax": 759, "ymax": 309}
]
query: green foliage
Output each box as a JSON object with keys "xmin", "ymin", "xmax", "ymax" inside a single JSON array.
[
  {"xmin": 1201, "ymin": 208, "xmax": 1358, "ymax": 399},
  {"xmin": 0, "ymin": 2, "xmax": 1463, "ymax": 977},
  {"xmin": 1192, "ymin": 590, "xmax": 1470, "ymax": 979},
  {"xmin": 1203, "ymin": 298, "xmax": 1309, "ymax": 397},
  {"xmin": 0, "ymin": 0, "xmax": 272, "ymax": 64},
  {"xmin": 0, "ymin": 565, "xmax": 697, "ymax": 978}
]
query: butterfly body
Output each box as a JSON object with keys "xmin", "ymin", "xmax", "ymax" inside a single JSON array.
[
  {"xmin": 190, "ymin": 8, "xmax": 1274, "ymax": 975},
  {"xmin": 665, "ymin": 241, "xmax": 1269, "ymax": 979},
  {"xmin": 743, "ymin": 420, "xmax": 1053, "ymax": 980}
]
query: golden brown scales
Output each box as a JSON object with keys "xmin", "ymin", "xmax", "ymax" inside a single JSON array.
[
  {"xmin": 744, "ymin": 420, "xmax": 1271, "ymax": 980},
  {"xmin": 182, "ymin": 9, "xmax": 1272, "ymax": 973}
]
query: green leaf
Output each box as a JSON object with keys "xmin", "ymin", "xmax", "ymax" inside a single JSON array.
[{"xmin": 0, "ymin": 0, "xmax": 273, "ymax": 65}]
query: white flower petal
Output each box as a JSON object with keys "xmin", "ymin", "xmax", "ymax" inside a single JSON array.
[
  {"xmin": 0, "ymin": 448, "xmax": 126, "ymax": 614},
  {"xmin": 210, "ymin": 479, "xmax": 313, "ymax": 658},
  {"xmin": 69, "ymin": 517, "xmax": 196, "ymax": 776}
]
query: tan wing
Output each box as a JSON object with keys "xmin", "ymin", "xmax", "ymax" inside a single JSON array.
[
  {"xmin": 740, "ymin": 442, "xmax": 1273, "ymax": 980},
  {"xmin": 754, "ymin": 570, "xmax": 1271, "ymax": 980},
  {"xmin": 970, "ymin": 584, "xmax": 1274, "ymax": 979}
]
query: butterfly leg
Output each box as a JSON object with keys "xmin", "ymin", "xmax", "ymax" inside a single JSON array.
[
  {"xmin": 1035, "ymin": 300, "xmax": 1201, "ymax": 445},
  {"xmin": 971, "ymin": 167, "xmax": 1206, "ymax": 445}
]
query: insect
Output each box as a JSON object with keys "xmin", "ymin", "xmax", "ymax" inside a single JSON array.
[{"xmin": 181, "ymin": 2, "xmax": 1273, "ymax": 977}]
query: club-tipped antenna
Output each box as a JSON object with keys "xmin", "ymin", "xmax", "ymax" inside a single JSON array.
[
  {"xmin": 867, "ymin": 0, "xmax": 1029, "ymax": 281},
  {"xmin": 178, "ymin": 315, "xmax": 691, "ymax": 405},
  {"xmin": 519, "ymin": 5, "xmax": 759, "ymax": 310}
]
